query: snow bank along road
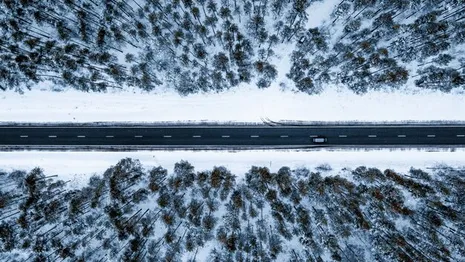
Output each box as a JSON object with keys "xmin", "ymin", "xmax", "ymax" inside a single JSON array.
[{"xmin": 1, "ymin": 125, "xmax": 465, "ymax": 150}]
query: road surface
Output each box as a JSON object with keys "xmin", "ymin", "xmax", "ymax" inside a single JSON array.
[{"xmin": 1, "ymin": 125, "xmax": 464, "ymax": 149}]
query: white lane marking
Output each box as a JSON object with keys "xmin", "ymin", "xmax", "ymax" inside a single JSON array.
[
  {"xmin": 280, "ymin": 135, "xmax": 289, "ymax": 138},
  {"xmin": 397, "ymin": 135, "xmax": 406, "ymax": 138},
  {"xmin": 221, "ymin": 135, "xmax": 230, "ymax": 138},
  {"xmin": 309, "ymin": 135, "xmax": 318, "ymax": 138},
  {"xmin": 4, "ymin": 125, "xmax": 465, "ymax": 128},
  {"xmin": 339, "ymin": 135, "xmax": 347, "ymax": 138},
  {"xmin": 106, "ymin": 135, "xmax": 114, "ymax": 138},
  {"xmin": 20, "ymin": 135, "xmax": 28, "ymax": 138},
  {"xmin": 368, "ymin": 135, "xmax": 377, "ymax": 138},
  {"xmin": 250, "ymin": 135, "xmax": 259, "ymax": 138},
  {"xmin": 48, "ymin": 135, "xmax": 57, "ymax": 138},
  {"xmin": 77, "ymin": 135, "xmax": 86, "ymax": 138},
  {"xmin": 192, "ymin": 135, "xmax": 201, "ymax": 138},
  {"xmin": 134, "ymin": 135, "xmax": 143, "ymax": 138},
  {"xmin": 163, "ymin": 135, "xmax": 172, "ymax": 138},
  {"xmin": 427, "ymin": 135, "xmax": 436, "ymax": 138},
  {"xmin": 457, "ymin": 135, "xmax": 465, "ymax": 137}
]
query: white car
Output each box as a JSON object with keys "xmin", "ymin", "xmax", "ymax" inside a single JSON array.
[{"xmin": 312, "ymin": 137, "xmax": 327, "ymax": 143}]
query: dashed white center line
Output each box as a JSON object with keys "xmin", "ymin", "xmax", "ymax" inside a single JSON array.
[
  {"xmin": 192, "ymin": 135, "xmax": 201, "ymax": 138},
  {"xmin": 163, "ymin": 135, "xmax": 172, "ymax": 138},
  {"xmin": 106, "ymin": 135, "xmax": 114, "ymax": 138},
  {"xmin": 20, "ymin": 135, "xmax": 28, "ymax": 138},
  {"xmin": 339, "ymin": 135, "xmax": 347, "ymax": 138},
  {"xmin": 427, "ymin": 135, "xmax": 436, "ymax": 138},
  {"xmin": 221, "ymin": 135, "xmax": 230, "ymax": 138},
  {"xmin": 250, "ymin": 135, "xmax": 259, "ymax": 138},
  {"xmin": 48, "ymin": 135, "xmax": 57, "ymax": 138},
  {"xmin": 134, "ymin": 135, "xmax": 143, "ymax": 138},
  {"xmin": 368, "ymin": 135, "xmax": 377, "ymax": 138},
  {"xmin": 457, "ymin": 135, "xmax": 465, "ymax": 137},
  {"xmin": 397, "ymin": 135, "xmax": 406, "ymax": 138},
  {"xmin": 309, "ymin": 135, "xmax": 318, "ymax": 138},
  {"xmin": 280, "ymin": 135, "xmax": 289, "ymax": 138},
  {"xmin": 77, "ymin": 135, "xmax": 86, "ymax": 138}
]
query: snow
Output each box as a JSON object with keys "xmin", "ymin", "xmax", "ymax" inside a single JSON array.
[
  {"xmin": 306, "ymin": 0, "xmax": 340, "ymax": 28},
  {"xmin": 1, "ymin": 84, "xmax": 465, "ymax": 123},
  {"xmin": 1, "ymin": 149, "xmax": 464, "ymax": 188}
]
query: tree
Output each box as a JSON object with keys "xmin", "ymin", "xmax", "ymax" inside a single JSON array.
[
  {"xmin": 269, "ymin": 232, "xmax": 283, "ymax": 259},
  {"xmin": 245, "ymin": 166, "xmax": 273, "ymax": 194},
  {"xmin": 275, "ymin": 167, "xmax": 292, "ymax": 197},
  {"xmin": 149, "ymin": 166, "xmax": 167, "ymax": 192},
  {"xmin": 202, "ymin": 213, "xmax": 217, "ymax": 232},
  {"xmin": 0, "ymin": 222, "xmax": 15, "ymax": 251},
  {"xmin": 173, "ymin": 160, "xmax": 196, "ymax": 189},
  {"xmin": 106, "ymin": 158, "xmax": 145, "ymax": 203},
  {"xmin": 415, "ymin": 66, "xmax": 465, "ymax": 92},
  {"xmin": 295, "ymin": 76, "xmax": 316, "ymax": 93},
  {"xmin": 213, "ymin": 52, "xmax": 230, "ymax": 72},
  {"xmin": 254, "ymin": 61, "xmax": 277, "ymax": 83}
]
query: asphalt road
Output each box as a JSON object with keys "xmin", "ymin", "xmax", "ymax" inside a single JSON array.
[{"xmin": 1, "ymin": 125, "xmax": 465, "ymax": 149}]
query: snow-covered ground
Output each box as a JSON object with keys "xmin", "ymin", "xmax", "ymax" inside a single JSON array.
[
  {"xmin": 305, "ymin": 0, "xmax": 341, "ymax": 28},
  {"xmin": 1, "ymin": 149, "xmax": 464, "ymax": 188},
  {"xmin": 1, "ymin": 84, "xmax": 464, "ymax": 123}
]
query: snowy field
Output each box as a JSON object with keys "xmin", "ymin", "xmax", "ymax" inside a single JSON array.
[
  {"xmin": 1, "ymin": 149, "xmax": 464, "ymax": 188},
  {"xmin": 1, "ymin": 84, "xmax": 465, "ymax": 124}
]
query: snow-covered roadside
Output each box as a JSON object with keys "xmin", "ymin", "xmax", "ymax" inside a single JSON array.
[
  {"xmin": 1, "ymin": 149, "xmax": 464, "ymax": 188},
  {"xmin": 1, "ymin": 84, "xmax": 464, "ymax": 123}
]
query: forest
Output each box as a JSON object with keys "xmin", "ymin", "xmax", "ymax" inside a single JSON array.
[
  {"xmin": 0, "ymin": 0, "xmax": 464, "ymax": 95},
  {"xmin": 0, "ymin": 158, "xmax": 464, "ymax": 261}
]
